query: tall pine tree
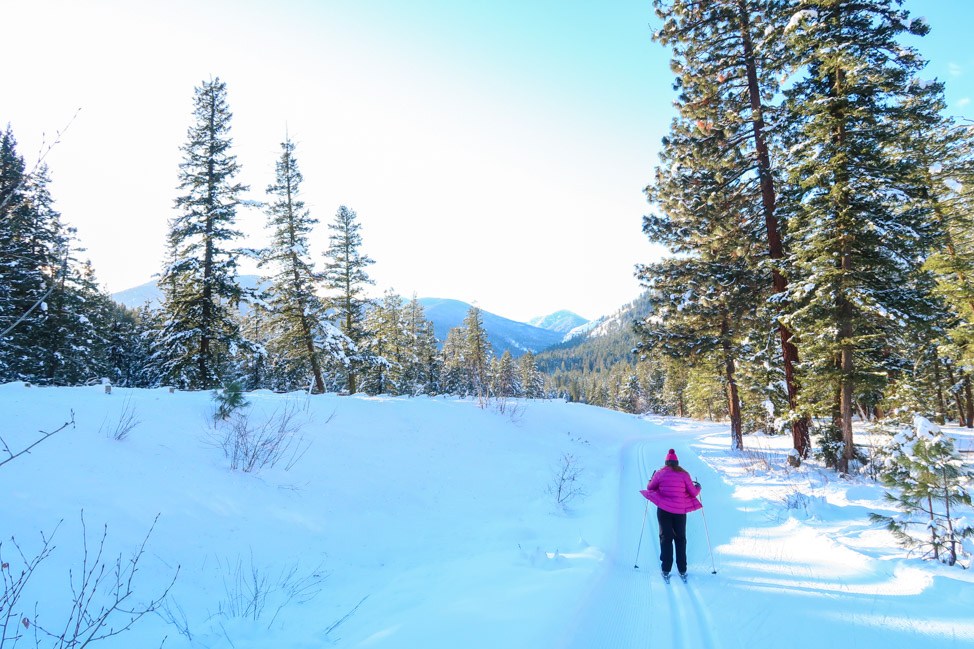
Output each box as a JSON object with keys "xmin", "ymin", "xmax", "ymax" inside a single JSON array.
[
  {"xmin": 650, "ymin": 0, "xmax": 809, "ymax": 454},
  {"xmin": 260, "ymin": 136, "xmax": 344, "ymax": 393},
  {"xmin": 158, "ymin": 78, "xmax": 251, "ymax": 389},
  {"xmin": 780, "ymin": 1, "xmax": 940, "ymax": 471},
  {"xmin": 321, "ymin": 205, "xmax": 375, "ymax": 394}
]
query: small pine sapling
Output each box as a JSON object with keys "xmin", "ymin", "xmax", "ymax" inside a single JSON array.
[
  {"xmin": 213, "ymin": 381, "xmax": 249, "ymax": 421},
  {"xmin": 871, "ymin": 416, "xmax": 974, "ymax": 566}
]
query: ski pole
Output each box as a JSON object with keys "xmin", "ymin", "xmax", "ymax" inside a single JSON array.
[
  {"xmin": 698, "ymin": 493, "xmax": 717, "ymax": 574},
  {"xmin": 633, "ymin": 500, "xmax": 649, "ymax": 569}
]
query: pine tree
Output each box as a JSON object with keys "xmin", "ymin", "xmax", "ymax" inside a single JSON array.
[
  {"xmin": 518, "ymin": 351, "xmax": 545, "ymax": 399},
  {"xmin": 260, "ymin": 137, "xmax": 343, "ymax": 393},
  {"xmin": 463, "ymin": 306, "xmax": 492, "ymax": 403},
  {"xmin": 492, "ymin": 350, "xmax": 518, "ymax": 398},
  {"xmin": 401, "ymin": 295, "xmax": 439, "ymax": 395},
  {"xmin": 651, "ymin": 0, "xmax": 811, "ymax": 455},
  {"xmin": 916, "ymin": 110, "xmax": 974, "ymax": 426},
  {"xmin": 35, "ymin": 235, "xmax": 110, "ymax": 385},
  {"xmin": 872, "ymin": 416, "xmax": 974, "ymax": 566},
  {"xmin": 93, "ymin": 295, "xmax": 143, "ymax": 388},
  {"xmin": 0, "ymin": 128, "xmax": 66, "ymax": 382},
  {"xmin": 158, "ymin": 78, "xmax": 251, "ymax": 389},
  {"xmin": 441, "ymin": 326, "xmax": 468, "ymax": 396},
  {"xmin": 780, "ymin": 2, "xmax": 940, "ymax": 472},
  {"xmin": 418, "ymin": 318, "xmax": 442, "ymax": 395},
  {"xmin": 362, "ymin": 289, "xmax": 404, "ymax": 395},
  {"xmin": 321, "ymin": 205, "xmax": 375, "ymax": 394}
]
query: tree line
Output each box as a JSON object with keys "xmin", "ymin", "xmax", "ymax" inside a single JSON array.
[{"xmin": 0, "ymin": 78, "xmax": 543, "ymax": 400}]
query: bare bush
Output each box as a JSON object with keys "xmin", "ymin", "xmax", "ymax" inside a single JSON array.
[
  {"xmin": 99, "ymin": 396, "xmax": 140, "ymax": 441},
  {"xmin": 547, "ymin": 453, "xmax": 586, "ymax": 509},
  {"xmin": 214, "ymin": 404, "xmax": 310, "ymax": 473},
  {"xmin": 489, "ymin": 398, "xmax": 526, "ymax": 423},
  {"xmin": 1, "ymin": 513, "xmax": 176, "ymax": 648},
  {"xmin": 212, "ymin": 554, "xmax": 327, "ymax": 630}
]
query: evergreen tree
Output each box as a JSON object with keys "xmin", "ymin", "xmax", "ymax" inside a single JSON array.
[
  {"xmin": 260, "ymin": 137, "xmax": 344, "ymax": 393},
  {"xmin": 780, "ymin": 2, "xmax": 940, "ymax": 471},
  {"xmin": 361, "ymin": 289, "xmax": 404, "ymax": 395},
  {"xmin": 651, "ymin": 0, "xmax": 811, "ymax": 455},
  {"xmin": 401, "ymin": 295, "xmax": 439, "ymax": 395},
  {"xmin": 321, "ymin": 205, "xmax": 375, "ymax": 394},
  {"xmin": 463, "ymin": 306, "xmax": 492, "ymax": 402},
  {"xmin": 492, "ymin": 350, "xmax": 518, "ymax": 398},
  {"xmin": 872, "ymin": 416, "xmax": 974, "ymax": 566},
  {"xmin": 35, "ymin": 235, "xmax": 109, "ymax": 385},
  {"xmin": 158, "ymin": 78, "xmax": 251, "ymax": 389},
  {"xmin": 0, "ymin": 128, "xmax": 66, "ymax": 382},
  {"xmin": 418, "ymin": 319, "xmax": 442, "ymax": 395},
  {"xmin": 440, "ymin": 326, "xmax": 468, "ymax": 396},
  {"xmin": 518, "ymin": 351, "xmax": 545, "ymax": 399},
  {"xmin": 94, "ymin": 296, "xmax": 144, "ymax": 388},
  {"xmin": 131, "ymin": 302, "xmax": 167, "ymax": 388},
  {"xmin": 916, "ymin": 111, "xmax": 974, "ymax": 426}
]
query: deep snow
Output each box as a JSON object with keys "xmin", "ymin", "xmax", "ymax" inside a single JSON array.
[{"xmin": 2, "ymin": 384, "xmax": 973, "ymax": 648}]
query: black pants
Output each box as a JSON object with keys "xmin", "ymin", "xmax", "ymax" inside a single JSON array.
[{"xmin": 657, "ymin": 508, "xmax": 688, "ymax": 574}]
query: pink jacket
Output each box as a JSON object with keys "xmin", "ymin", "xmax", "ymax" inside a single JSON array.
[{"xmin": 640, "ymin": 467, "xmax": 702, "ymax": 514}]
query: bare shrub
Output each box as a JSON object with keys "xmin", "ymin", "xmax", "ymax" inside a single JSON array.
[
  {"xmin": 547, "ymin": 453, "xmax": 586, "ymax": 509},
  {"xmin": 1, "ymin": 513, "xmax": 176, "ymax": 648},
  {"xmin": 489, "ymin": 397, "xmax": 525, "ymax": 423},
  {"xmin": 215, "ymin": 404, "xmax": 310, "ymax": 473},
  {"xmin": 99, "ymin": 396, "xmax": 140, "ymax": 441},
  {"xmin": 212, "ymin": 554, "xmax": 327, "ymax": 629}
]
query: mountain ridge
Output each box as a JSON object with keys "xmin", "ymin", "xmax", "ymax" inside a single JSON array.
[{"xmin": 111, "ymin": 278, "xmax": 591, "ymax": 357}]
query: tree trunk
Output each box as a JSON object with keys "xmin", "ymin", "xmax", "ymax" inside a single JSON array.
[
  {"xmin": 965, "ymin": 375, "xmax": 974, "ymax": 429},
  {"xmin": 200, "ymin": 97, "xmax": 218, "ymax": 389},
  {"xmin": 736, "ymin": 0, "xmax": 809, "ymax": 457},
  {"xmin": 721, "ymin": 313, "xmax": 743, "ymax": 450},
  {"xmin": 946, "ymin": 362, "xmax": 967, "ymax": 425},
  {"xmin": 933, "ymin": 353, "xmax": 947, "ymax": 425},
  {"xmin": 832, "ymin": 60, "xmax": 854, "ymax": 475},
  {"xmin": 856, "ymin": 402, "xmax": 869, "ymax": 422},
  {"xmin": 839, "ymin": 341, "xmax": 854, "ymax": 475}
]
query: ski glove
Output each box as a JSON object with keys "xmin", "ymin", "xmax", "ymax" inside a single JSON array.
[{"xmin": 693, "ymin": 481, "xmax": 701, "ymax": 489}]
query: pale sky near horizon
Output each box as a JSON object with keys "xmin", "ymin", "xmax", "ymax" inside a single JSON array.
[{"xmin": 4, "ymin": 0, "xmax": 974, "ymax": 323}]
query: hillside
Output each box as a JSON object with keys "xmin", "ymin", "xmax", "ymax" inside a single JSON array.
[
  {"xmin": 4, "ymin": 384, "xmax": 973, "ymax": 648},
  {"xmin": 536, "ymin": 291, "xmax": 654, "ymax": 374}
]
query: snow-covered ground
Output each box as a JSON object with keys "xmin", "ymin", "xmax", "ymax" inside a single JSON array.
[{"xmin": 3, "ymin": 383, "xmax": 973, "ymax": 648}]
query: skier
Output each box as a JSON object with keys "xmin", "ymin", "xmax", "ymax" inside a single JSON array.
[{"xmin": 639, "ymin": 449, "xmax": 701, "ymax": 582}]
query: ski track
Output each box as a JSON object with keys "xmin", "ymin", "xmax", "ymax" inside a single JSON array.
[{"xmin": 557, "ymin": 436, "xmax": 720, "ymax": 649}]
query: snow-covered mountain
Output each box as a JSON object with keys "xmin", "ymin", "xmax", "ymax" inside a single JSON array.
[
  {"xmin": 417, "ymin": 298, "xmax": 562, "ymax": 357},
  {"xmin": 111, "ymin": 275, "xmax": 266, "ymax": 310},
  {"xmin": 111, "ymin": 279, "xmax": 564, "ymax": 356},
  {"xmin": 528, "ymin": 310, "xmax": 589, "ymax": 334}
]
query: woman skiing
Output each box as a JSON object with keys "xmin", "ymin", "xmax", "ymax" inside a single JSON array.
[{"xmin": 640, "ymin": 449, "xmax": 701, "ymax": 581}]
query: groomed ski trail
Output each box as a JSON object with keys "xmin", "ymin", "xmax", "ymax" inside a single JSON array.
[{"xmin": 554, "ymin": 432, "xmax": 724, "ymax": 649}]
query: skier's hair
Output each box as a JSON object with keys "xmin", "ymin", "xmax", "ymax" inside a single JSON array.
[{"xmin": 665, "ymin": 464, "xmax": 687, "ymax": 473}]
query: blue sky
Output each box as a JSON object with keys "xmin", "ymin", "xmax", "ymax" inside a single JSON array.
[{"xmin": 4, "ymin": 0, "xmax": 973, "ymax": 322}]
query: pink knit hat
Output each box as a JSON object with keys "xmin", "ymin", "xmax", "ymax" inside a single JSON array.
[{"xmin": 665, "ymin": 449, "xmax": 679, "ymax": 466}]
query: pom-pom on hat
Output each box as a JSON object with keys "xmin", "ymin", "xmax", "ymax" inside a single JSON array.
[{"xmin": 665, "ymin": 449, "xmax": 679, "ymax": 466}]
